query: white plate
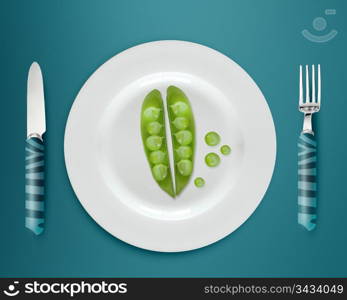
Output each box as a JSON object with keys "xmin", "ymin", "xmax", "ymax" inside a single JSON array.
[{"xmin": 64, "ymin": 41, "xmax": 276, "ymax": 252}]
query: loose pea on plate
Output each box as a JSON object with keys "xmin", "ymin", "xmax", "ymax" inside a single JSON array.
[
  {"xmin": 205, "ymin": 152, "xmax": 220, "ymax": 167},
  {"xmin": 220, "ymin": 144, "xmax": 231, "ymax": 155},
  {"xmin": 167, "ymin": 86, "xmax": 195, "ymax": 195},
  {"xmin": 140, "ymin": 89, "xmax": 175, "ymax": 197},
  {"xmin": 205, "ymin": 131, "xmax": 220, "ymax": 146}
]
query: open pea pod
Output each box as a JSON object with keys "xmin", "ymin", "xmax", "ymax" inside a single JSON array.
[
  {"xmin": 140, "ymin": 89, "xmax": 175, "ymax": 197},
  {"xmin": 167, "ymin": 86, "xmax": 195, "ymax": 195}
]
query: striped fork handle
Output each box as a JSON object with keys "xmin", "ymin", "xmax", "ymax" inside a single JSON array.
[
  {"xmin": 298, "ymin": 132, "xmax": 317, "ymax": 231},
  {"xmin": 25, "ymin": 137, "xmax": 45, "ymax": 235}
]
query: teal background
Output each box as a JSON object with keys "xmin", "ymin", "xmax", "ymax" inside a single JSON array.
[{"xmin": 1, "ymin": 0, "xmax": 346, "ymax": 277}]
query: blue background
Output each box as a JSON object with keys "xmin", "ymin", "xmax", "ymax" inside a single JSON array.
[{"xmin": 1, "ymin": 0, "xmax": 346, "ymax": 277}]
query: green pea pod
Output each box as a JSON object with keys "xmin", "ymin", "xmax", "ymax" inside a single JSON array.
[
  {"xmin": 167, "ymin": 86, "xmax": 195, "ymax": 195},
  {"xmin": 141, "ymin": 90, "xmax": 175, "ymax": 197}
]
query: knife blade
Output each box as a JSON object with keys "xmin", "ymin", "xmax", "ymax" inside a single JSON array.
[{"xmin": 26, "ymin": 62, "xmax": 46, "ymax": 235}]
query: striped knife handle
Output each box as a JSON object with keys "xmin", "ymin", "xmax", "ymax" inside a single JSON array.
[
  {"xmin": 25, "ymin": 137, "xmax": 45, "ymax": 235},
  {"xmin": 298, "ymin": 132, "xmax": 317, "ymax": 231}
]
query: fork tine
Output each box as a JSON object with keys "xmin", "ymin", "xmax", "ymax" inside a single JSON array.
[
  {"xmin": 306, "ymin": 65, "xmax": 310, "ymax": 103},
  {"xmin": 299, "ymin": 65, "xmax": 303, "ymax": 104},
  {"xmin": 318, "ymin": 64, "xmax": 321, "ymax": 104},
  {"xmin": 312, "ymin": 65, "xmax": 315, "ymax": 102}
]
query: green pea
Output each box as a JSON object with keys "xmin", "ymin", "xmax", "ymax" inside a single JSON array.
[
  {"xmin": 176, "ymin": 146, "xmax": 192, "ymax": 159},
  {"xmin": 141, "ymin": 90, "xmax": 175, "ymax": 197},
  {"xmin": 172, "ymin": 117, "xmax": 189, "ymax": 130},
  {"xmin": 194, "ymin": 177, "xmax": 205, "ymax": 188},
  {"xmin": 143, "ymin": 106, "xmax": 160, "ymax": 122},
  {"xmin": 170, "ymin": 101, "xmax": 189, "ymax": 117},
  {"xmin": 220, "ymin": 145, "xmax": 231, "ymax": 155},
  {"xmin": 147, "ymin": 121, "xmax": 162, "ymax": 135},
  {"xmin": 177, "ymin": 159, "xmax": 193, "ymax": 176},
  {"xmin": 205, "ymin": 131, "xmax": 220, "ymax": 146},
  {"xmin": 152, "ymin": 164, "xmax": 168, "ymax": 181},
  {"xmin": 146, "ymin": 136, "xmax": 162, "ymax": 151},
  {"xmin": 167, "ymin": 86, "xmax": 195, "ymax": 195},
  {"xmin": 175, "ymin": 130, "xmax": 193, "ymax": 145},
  {"xmin": 149, "ymin": 150, "xmax": 166, "ymax": 164},
  {"xmin": 205, "ymin": 152, "xmax": 220, "ymax": 167}
]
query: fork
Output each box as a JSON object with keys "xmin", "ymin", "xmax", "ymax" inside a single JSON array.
[{"xmin": 298, "ymin": 64, "xmax": 321, "ymax": 231}]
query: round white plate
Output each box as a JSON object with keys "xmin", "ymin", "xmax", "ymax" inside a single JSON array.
[{"xmin": 64, "ymin": 41, "xmax": 276, "ymax": 252}]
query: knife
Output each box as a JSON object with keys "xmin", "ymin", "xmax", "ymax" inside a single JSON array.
[{"xmin": 26, "ymin": 62, "xmax": 46, "ymax": 235}]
